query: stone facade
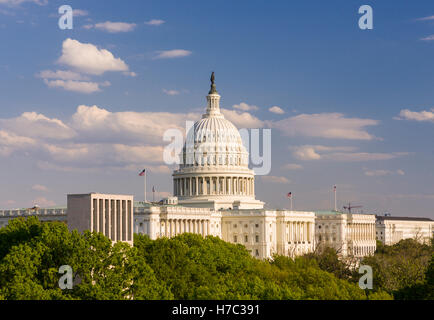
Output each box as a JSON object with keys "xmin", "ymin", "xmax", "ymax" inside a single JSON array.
[
  {"xmin": 67, "ymin": 193, "xmax": 134, "ymax": 245},
  {"xmin": 376, "ymin": 216, "xmax": 434, "ymax": 245},
  {"xmin": 315, "ymin": 211, "xmax": 377, "ymax": 257}
]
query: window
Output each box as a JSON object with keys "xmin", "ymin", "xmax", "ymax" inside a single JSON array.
[
  {"xmin": 256, "ymin": 235, "xmax": 259, "ymax": 243},
  {"xmin": 139, "ymin": 223, "xmax": 143, "ymax": 227},
  {"xmin": 318, "ymin": 226, "xmax": 321, "ymax": 229},
  {"xmin": 234, "ymin": 224, "xmax": 237, "ymax": 228},
  {"xmin": 255, "ymin": 249, "xmax": 259, "ymax": 257},
  {"xmin": 244, "ymin": 224, "xmax": 248, "ymax": 228},
  {"xmin": 255, "ymin": 224, "xmax": 259, "ymax": 228},
  {"xmin": 245, "ymin": 235, "xmax": 248, "ymax": 243},
  {"xmin": 233, "ymin": 235, "xmax": 237, "ymax": 243}
]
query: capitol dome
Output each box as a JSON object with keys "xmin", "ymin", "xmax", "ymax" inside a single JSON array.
[{"xmin": 172, "ymin": 73, "xmax": 264, "ymax": 210}]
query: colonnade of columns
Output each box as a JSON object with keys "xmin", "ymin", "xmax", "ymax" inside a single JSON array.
[
  {"xmin": 91, "ymin": 198, "xmax": 132, "ymax": 242},
  {"xmin": 160, "ymin": 218, "xmax": 210, "ymax": 238},
  {"xmin": 348, "ymin": 223, "xmax": 376, "ymax": 241},
  {"xmin": 174, "ymin": 176, "xmax": 254, "ymax": 197},
  {"xmin": 285, "ymin": 221, "xmax": 314, "ymax": 243}
]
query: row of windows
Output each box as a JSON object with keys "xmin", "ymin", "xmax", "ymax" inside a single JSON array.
[
  {"xmin": 233, "ymin": 223, "xmax": 260, "ymax": 228},
  {"xmin": 233, "ymin": 234, "xmax": 261, "ymax": 243}
]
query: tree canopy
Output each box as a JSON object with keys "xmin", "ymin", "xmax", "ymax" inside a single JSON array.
[{"xmin": 1, "ymin": 217, "xmax": 430, "ymax": 300}]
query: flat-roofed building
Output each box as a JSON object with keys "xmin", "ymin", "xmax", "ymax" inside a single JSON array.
[
  {"xmin": 67, "ymin": 193, "xmax": 134, "ymax": 245},
  {"xmin": 376, "ymin": 215, "xmax": 434, "ymax": 245},
  {"xmin": 315, "ymin": 211, "xmax": 377, "ymax": 257}
]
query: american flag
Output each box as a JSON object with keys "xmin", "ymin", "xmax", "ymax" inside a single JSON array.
[
  {"xmin": 287, "ymin": 192, "xmax": 292, "ymax": 198},
  {"xmin": 139, "ymin": 169, "xmax": 146, "ymax": 176}
]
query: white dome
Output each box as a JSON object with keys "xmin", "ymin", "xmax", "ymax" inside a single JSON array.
[
  {"xmin": 181, "ymin": 110, "xmax": 249, "ymax": 168},
  {"xmin": 172, "ymin": 73, "xmax": 264, "ymax": 211}
]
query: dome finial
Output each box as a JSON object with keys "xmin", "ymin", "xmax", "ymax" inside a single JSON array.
[{"xmin": 209, "ymin": 71, "xmax": 218, "ymax": 94}]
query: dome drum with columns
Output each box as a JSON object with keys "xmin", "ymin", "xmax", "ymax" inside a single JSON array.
[{"xmin": 173, "ymin": 73, "xmax": 264, "ymax": 210}]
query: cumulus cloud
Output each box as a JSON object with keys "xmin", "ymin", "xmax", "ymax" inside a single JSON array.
[
  {"xmin": 421, "ymin": 35, "xmax": 434, "ymax": 41},
  {"xmin": 290, "ymin": 145, "xmax": 407, "ymax": 162},
  {"xmin": 58, "ymin": 38, "xmax": 130, "ymax": 75},
  {"xmin": 0, "ymin": 112, "xmax": 75, "ymax": 140},
  {"xmin": 32, "ymin": 184, "xmax": 49, "ymax": 191},
  {"xmin": 144, "ymin": 19, "xmax": 165, "ymax": 26},
  {"xmin": 261, "ymin": 176, "xmax": 290, "ymax": 184},
  {"xmin": 271, "ymin": 113, "xmax": 379, "ymax": 140},
  {"xmin": 70, "ymin": 105, "xmax": 199, "ymax": 145},
  {"xmin": 395, "ymin": 108, "xmax": 434, "ymax": 122},
  {"xmin": 0, "ymin": 0, "xmax": 47, "ymax": 6},
  {"xmin": 163, "ymin": 89, "xmax": 180, "ymax": 96},
  {"xmin": 0, "ymin": 105, "xmax": 202, "ymax": 172},
  {"xmin": 72, "ymin": 9, "xmax": 88, "ymax": 17},
  {"xmin": 364, "ymin": 169, "xmax": 405, "ymax": 177},
  {"xmin": 416, "ymin": 15, "xmax": 434, "ymax": 21},
  {"xmin": 221, "ymin": 109, "xmax": 264, "ymax": 128},
  {"xmin": 282, "ymin": 163, "xmax": 303, "ymax": 170},
  {"xmin": 86, "ymin": 21, "xmax": 137, "ymax": 33},
  {"xmin": 44, "ymin": 79, "xmax": 110, "ymax": 94},
  {"xmin": 0, "ymin": 130, "xmax": 36, "ymax": 156},
  {"xmin": 37, "ymin": 69, "xmax": 90, "ymax": 81},
  {"xmin": 269, "ymin": 106, "xmax": 285, "ymax": 114},
  {"xmin": 233, "ymin": 102, "xmax": 259, "ymax": 111},
  {"xmin": 154, "ymin": 49, "xmax": 192, "ymax": 59}
]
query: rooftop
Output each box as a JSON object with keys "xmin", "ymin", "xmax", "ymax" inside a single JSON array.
[{"xmin": 375, "ymin": 215, "xmax": 433, "ymax": 222}]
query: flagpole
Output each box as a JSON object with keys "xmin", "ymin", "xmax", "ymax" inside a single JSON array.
[
  {"xmin": 291, "ymin": 196, "xmax": 293, "ymax": 211},
  {"xmin": 334, "ymin": 186, "xmax": 337, "ymax": 211},
  {"xmin": 144, "ymin": 170, "xmax": 147, "ymax": 203}
]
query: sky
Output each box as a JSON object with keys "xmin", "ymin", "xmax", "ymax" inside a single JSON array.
[{"xmin": 0, "ymin": 0, "xmax": 433, "ymax": 218}]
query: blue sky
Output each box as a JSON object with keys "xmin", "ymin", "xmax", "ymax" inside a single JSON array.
[{"xmin": 0, "ymin": 0, "xmax": 433, "ymax": 218}]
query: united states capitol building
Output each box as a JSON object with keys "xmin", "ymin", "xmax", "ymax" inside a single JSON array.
[{"xmin": 1, "ymin": 74, "xmax": 432, "ymax": 259}]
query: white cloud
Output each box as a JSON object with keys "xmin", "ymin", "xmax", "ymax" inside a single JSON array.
[
  {"xmin": 291, "ymin": 146, "xmax": 322, "ymax": 160},
  {"xmin": 0, "ymin": 105, "xmax": 201, "ymax": 172},
  {"xmin": 44, "ymin": 79, "xmax": 109, "ymax": 94},
  {"xmin": 272, "ymin": 113, "xmax": 379, "ymax": 140},
  {"xmin": 364, "ymin": 169, "xmax": 405, "ymax": 177},
  {"xmin": 87, "ymin": 21, "xmax": 137, "ymax": 33},
  {"xmin": 261, "ymin": 176, "xmax": 290, "ymax": 184},
  {"xmin": 282, "ymin": 163, "xmax": 303, "ymax": 170},
  {"xmin": 0, "ymin": 0, "xmax": 47, "ymax": 6},
  {"xmin": 0, "ymin": 130, "xmax": 36, "ymax": 156},
  {"xmin": 233, "ymin": 102, "xmax": 259, "ymax": 111},
  {"xmin": 291, "ymin": 145, "xmax": 407, "ymax": 162},
  {"xmin": 144, "ymin": 19, "xmax": 165, "ymax": 26},
  {"xmin": 269, "ymin": 106, "xmax": 285, "ymax": 114},
  {"xmin": 420, "ymin": 35, "xmax": 434, "ymax": 41},
  {"xmin": 0, "ymin": 111, "xmax": 75, "ymax": 140},
  {"xmin": 58, "ymin": 38, "xmax": 130, "ymax": 75},
  {"xmin": 37, "ymin": 69, "xmax": 90, "ymax": 81},
  {"xmin": 416, "ymin": 15, "xmax": 434, "ymax": 21},
  {"xmin": 32, "ymin": 184, "xmax": 48, "ymax": 191},
  {"xmin": 154, "ymin": 49, "xmax": 192, "ymax": 59},
  {"xmin": 73, "ymin": 9, "xmax": 88, "ymax": 17},
  {"xmin": 163, "ymin": 89, "xmax": 180, "ymax": 96},
  {"xmin": 221, "ymin": 109, "xmax": 264, "ymax": 128},
  {"xmin": 70, "ymin": 105, "xmax": 199, "ymax": 145},
  {"xmin": 395, "ymin": 108, "xmax": 434, "ymax": 122}
]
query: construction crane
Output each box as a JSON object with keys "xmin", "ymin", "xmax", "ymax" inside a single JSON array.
[{"xmin": 343, "ymin": 202, "xmax": 363, "ymax": 213}]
